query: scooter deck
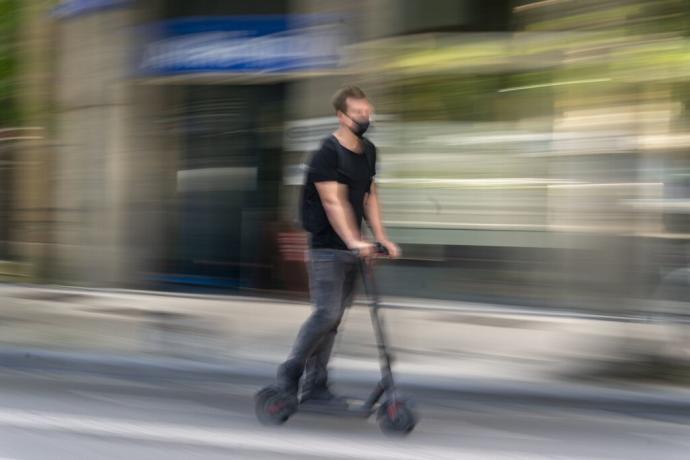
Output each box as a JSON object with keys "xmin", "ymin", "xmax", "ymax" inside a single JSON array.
[{"xmin": 298, "ymin": 399, "xmax": 374, "ymax": 418}]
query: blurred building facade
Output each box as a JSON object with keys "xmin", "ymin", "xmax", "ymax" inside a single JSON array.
[{"xmin": 3, "ymin": 0, "xmax": 689, "ymax": 311}]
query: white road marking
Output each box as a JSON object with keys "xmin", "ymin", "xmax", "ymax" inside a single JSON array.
[
  {"xmin": 0, "ymin": 408, "xmax": 603, "ymax": 460},
  {"xmin": 0, "ymin": 408, "xmax": 445, "ymax": 460}
]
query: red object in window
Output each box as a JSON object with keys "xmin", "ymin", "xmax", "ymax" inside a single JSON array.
[{"xmin": 277, "ymin": 231, "xmax": 309, "ymax": 263}]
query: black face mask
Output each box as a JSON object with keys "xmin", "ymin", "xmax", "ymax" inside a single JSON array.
[{"xmin": 346, "ymin": 114, "xmax": 370, "ymax": 137}]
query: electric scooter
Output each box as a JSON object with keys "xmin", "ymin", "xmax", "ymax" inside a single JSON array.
[{"xmin": 254, "ymin": 244, "xmax": 417, "ymax": 435}]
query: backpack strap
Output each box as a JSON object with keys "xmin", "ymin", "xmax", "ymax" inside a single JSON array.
[
  {"xmin": 362, "ymin": 139, "xmax": 375, "ymax": 179},
  {"xmin": 332, "ymin": 135, "xmax": 344, "ymax": 173}
]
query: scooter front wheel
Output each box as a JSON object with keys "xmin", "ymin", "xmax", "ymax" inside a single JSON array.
[
  {"xmin": 377, "ymin": 398, "xmax": 417, "ymax": 435},
  {"xmin": 254, "ymin": 385, "xmax": 298, "ymax": 426}
]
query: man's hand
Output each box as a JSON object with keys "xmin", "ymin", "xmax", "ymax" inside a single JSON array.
[
  {"xmin": 348, "ymin": 240, "xmax": 375, "ymax": 258},
  {"xmin": 379, "ymin": 239, "xmax": 401, "ymax": 259}
]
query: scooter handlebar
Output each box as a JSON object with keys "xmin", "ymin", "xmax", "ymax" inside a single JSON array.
[
  {"xmin": 351, "ymin": 242, "xmax": 389, "ymax": 258},
  {"xmin": 374, "ymin": 242, "xmax": 389, "ymax": 256}
]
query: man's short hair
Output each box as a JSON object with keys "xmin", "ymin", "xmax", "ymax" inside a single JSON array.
[{"xmin": 331, "ymin": 86, "xmax": 367, "ymax": 114}]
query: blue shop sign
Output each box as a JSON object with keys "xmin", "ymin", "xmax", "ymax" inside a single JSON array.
[{"xmin": 136, "ymin": 16, "xmax": 343, "ymax": 75}]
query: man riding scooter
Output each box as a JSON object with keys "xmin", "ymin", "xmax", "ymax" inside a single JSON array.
[{"xmin": 275, "ymin": 85, "xmax": 400, "ymax": 404}]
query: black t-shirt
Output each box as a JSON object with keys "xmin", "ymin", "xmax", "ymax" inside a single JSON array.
[{"xmin": 302, "ymin": 135, "xmax": 377, "ymax": 249}]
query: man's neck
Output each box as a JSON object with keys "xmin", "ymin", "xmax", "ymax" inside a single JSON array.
[{"xmin": 333, "ymin": 127, "xmax": 363, "ymax": 153}]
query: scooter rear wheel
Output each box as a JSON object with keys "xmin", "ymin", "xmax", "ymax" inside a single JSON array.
[
  {"xmin": 254, "ymin": 386, "xmax": 298, "ymax": 426},
  {"xmin": 377, "ymin": 399, "xmax": 417, "ymax": 435}
]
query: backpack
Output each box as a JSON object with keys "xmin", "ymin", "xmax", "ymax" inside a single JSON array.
[{"xmin": 298, "ymin": 136, "xmax": 375, "ymax": 232}]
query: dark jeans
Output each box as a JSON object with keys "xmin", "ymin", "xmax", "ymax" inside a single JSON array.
[{"xmin": 279, "ymin": 249, "xmax": 358, "ymax": 391}]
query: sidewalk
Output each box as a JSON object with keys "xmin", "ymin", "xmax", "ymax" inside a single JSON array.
[{"xmin": 0, "ymin": 283, "xmax": 688, "ymax": 408}]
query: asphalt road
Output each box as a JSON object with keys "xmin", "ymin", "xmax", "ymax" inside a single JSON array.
[{"xmin": 0, "ymin": 367, "xmax": 687, "ymax": 460}]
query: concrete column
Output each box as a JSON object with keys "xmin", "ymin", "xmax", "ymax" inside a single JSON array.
[{"xmin": 51, "ymin": 5, "xmax": 149, "ymax": 286}]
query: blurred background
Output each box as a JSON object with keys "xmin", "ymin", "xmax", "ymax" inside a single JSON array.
[
  {"xmin": 0, "ymin": 1, "xmax": 689, "ymax": 458},
  {"xmin": 2, "ymin": 0, "xmax": 690, "ymax": 309}
]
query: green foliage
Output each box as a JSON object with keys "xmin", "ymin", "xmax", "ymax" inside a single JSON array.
[{"xmin": 0, "ymin": 0, "xmax": 20, "ymax": 126}]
